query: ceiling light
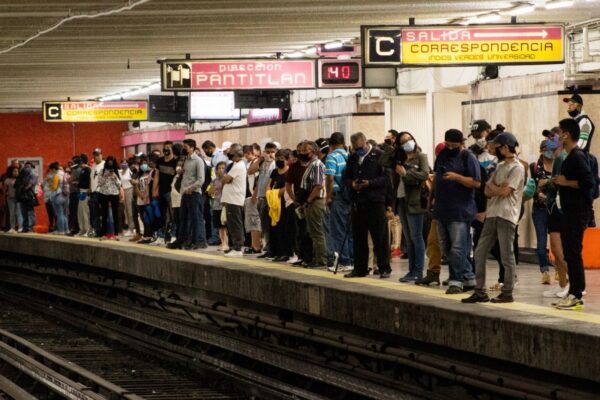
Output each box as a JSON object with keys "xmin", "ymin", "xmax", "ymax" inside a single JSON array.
[
  {"xmin": 303, "ymin": 47, "xmax": 317, "ymax": 54},
  {"xmin": 545, "ymin": 0, "xmax": 574, "ymax": 9},
  {"xmin": 285, "ymin": 51, "xmax": 304, "ymax": 58},
  {"xmin": 502, "ymin": 3, "xmax": 536, "ymax": 15},
  {"xmin": 98, "ymin": 82, "xmax": 160, "ymax": 101},
  {"xmin": 323, "ymin": 41, "xmax": 343, "ymax": 50},
  {"xmin": 467, "ymin": 12, "xmax": 501, "ymax": 24}
]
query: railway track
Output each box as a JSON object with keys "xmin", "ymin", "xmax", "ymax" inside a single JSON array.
[
  {"xmin": 0, "ymin": 299, "xmax": 244, "ymax": 400},
  {"xmin": 1, "ymin": 255, "xmax": 599, "ymax": 400}
]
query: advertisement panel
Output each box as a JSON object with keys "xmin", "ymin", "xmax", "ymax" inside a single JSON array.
[
  {"xmin": 43, "ymin": 101, "xmax": 148, "ymax": 122},
  {"xmin": 162, "ymin": 59, "xmax": 316, "ymax": 91},
  {"xmin": 362, "ymin": 24, "xmax": 564, "ymax": 67}
]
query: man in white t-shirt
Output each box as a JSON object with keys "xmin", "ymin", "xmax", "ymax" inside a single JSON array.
[
  {"xmin": 462, "ymin": 132, "xmax": 524, "ymax": 304},
  {"xmin": 221, "ymin": 143, "xmax": 248, "ymax": 257},
  {"xmin": 90, "ymin": 148, "xmax": 105, "ymax": 236}
]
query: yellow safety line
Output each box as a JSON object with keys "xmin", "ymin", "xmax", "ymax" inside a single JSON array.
[{"xmin": 8, "ymin": 233, "xmax": 600, "ymax": 326}]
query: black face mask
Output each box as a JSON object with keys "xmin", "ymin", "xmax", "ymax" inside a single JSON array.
[
  {"xmin": 205, "ymin": 150, "xmax": 213, "ymax": 157},
  {"xmin": 568, "ymin": 109, "xmax": 580, "ymax": 118},
  {"xmin": 445, "ymin": 147, "xmax": 460, "ymax": 157},
  {"xmin": 299, "ymin": 153, "xmax": 311, "ymax": 162},
  {"xmin": 276, "ymin": 160, "xmax": 285, "ymax": 169},
  {"xmin": 227, "ymin": 153, "xmax": 235, "ymax": 160},
  {"xmin": 163, "ymin": 149, "xmax": 171, "ymax": 155},
  {"xmin": 384, "ymin": 139, "xmax": 393, "ymax": 146},
  {"xmin": 181, "ymin": 148, "xmax": 189, "ymax": 156}
]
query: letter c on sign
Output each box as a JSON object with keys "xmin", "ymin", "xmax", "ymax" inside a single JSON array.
[
  {"xmin": 48, "ymin": 106, "xmax": 60, "ymax": 118},
  {"xmin": 376, "ymin": 37, "xmax": 395, "ymax": 56}
]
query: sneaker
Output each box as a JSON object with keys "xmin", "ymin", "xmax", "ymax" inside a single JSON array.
[
  {"xmin": 328, "ymin": 264, "xmax": 354, "ymax": 272},
  {"xmin": 287, "ymin": 256, "xmax": 299, "ymax": 264},
  {"xmin": 224, "ymin": 250, "xmax": 243, "ymax": 258},
  {"xmin": 17, "ymin": 228, "xmax": 23, "ymax": 233},
  {"xmin": 462, "ymin": 292, "xmax": 490, "ymax": 303},
  {"xmin": 391, "ymin": 248, "xmax": 401, "ymax": 259},
  {"xmin": 292, "ymin": 259, "xmax": 304, "ymax": 266},
  {"xmin": 129, "ymin": 234, "xmax": 142, "ymax": 242},
  {"xmin": 442, "ymin": 278, "xmax": 449, "ymax": 286},
  {"xmin": 304, "ymin": 261, "xmax": 325, "ymax": 269},
  {"xmin": 554, "ymin": 294, "xmax": 584, "ymax": 310},
  {"xmin": 556, "ymin": 285, "xmax": 570, "ymax": 298},
  {"xmin": 541, "ymin": 271, "xmax": 551, "ymax": 285},
  {"xmin": 273, "ymin": 256, "xmax": 290, "ymax": 262},
  {"xmin": 489, "ymin": 282, "xmax": 504, "ymax": 291},
  {"xmin": 7, "ymin": 229, "xmax": 17, "ymax": 234},
  {"xmin": 445, "ymin": 285, "xmax": 463, "ymax": 295},
  {"xmin": 543, "ymin": 286, "xmax": 566, "ymax": 298},
  {"xmin": 491, "ymin": 293, "xmax": 514, "ymax": 303},
  {"xmin": 399, "ymin": 273, "xmax": 419, "ymax": 283},
  {"xmin": 415, "ymin": 273, "xmax": 440, "ymax": 286},
  {"xmin": 243, "ymin": 247, "xmax": 261, "ymax": 255},
  {"xmin": 122, "ymin": 230, "xmax": 133, "ymax": 237},
  {"xmin": 167, "ymin": 242, "xmax": 182, "ymax": 249},
  {"xmin": 379, "ymin": 271, "xmax": 391, "ymax": 279},
  {"xmin": 257, "ymin": 253, "xmax": 273, "ymax": 259}
]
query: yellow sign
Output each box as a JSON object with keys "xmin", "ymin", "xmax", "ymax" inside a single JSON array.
[
  {"xmin": 363, "ymin": 24, "xmax": 564, "ymax": 66},
  {"xmin": 43, "ymin": 101, "xmax": 148, "ymax": 122}
]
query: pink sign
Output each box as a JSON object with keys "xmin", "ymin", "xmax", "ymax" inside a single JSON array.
[
  {"xmin": 247, "ymin": 108, "xmax": 282, "ymax": 124},
  {"xmin": 190, "ymin": 60, "xmax": 315, "ymax": 90},
  {"xmin": 121, "ymin": 128, "xmax": 187, "ymax": 147}
]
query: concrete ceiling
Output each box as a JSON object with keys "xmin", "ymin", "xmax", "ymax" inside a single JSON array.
[{"xmin": 0, "ymin": 0, "xmax": 599, "ymax": 109}]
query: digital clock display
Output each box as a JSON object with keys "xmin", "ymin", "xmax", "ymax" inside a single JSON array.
[{"xmin": 318, "ymin": 60, "xmax": 362, "ymax": 88}]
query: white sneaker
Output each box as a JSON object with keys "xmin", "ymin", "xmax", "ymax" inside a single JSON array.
[
  {"xmin": 557, "ymin": 285, "xmax": 570, "ymax": 298},
  {"xmin": 122, "ymin": 230, "xmax": 133, "ymax": 237},
  {"xmin": 287, "ymin": 255, "xmax": 298, "ymax": 264},
  {"xmin": 224, "ymin": 250, "xmax": 243, "ymax": 258},
  {"xmin": 17, "ymin": 228, "xmax": 23, "ymax": 233},
  {"xmin": 7, "ymin": 229, "xmax": 17, "ymax": 234},
  {"xmin": 328, "ymin": 265, "xmax": 353, "ymax": 272},
  {"xmin": 543, "ymin": 285, "xmax": 566, "ymax": 298}
]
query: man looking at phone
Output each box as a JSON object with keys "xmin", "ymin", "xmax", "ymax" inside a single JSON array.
[
  {"xmin": 433, "ymin": 129, "xmax": 481, "ymax": 294},
  {"xmin": 343, "ymin": 132, "xmax": 393, "ymax": 278}
]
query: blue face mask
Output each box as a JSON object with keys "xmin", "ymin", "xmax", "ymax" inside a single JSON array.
[
  {"xmin": 355, "ymin": 147, "xmax": 367, "ymax": 157},
  {"xmin": 543, "ymin": 150, "xmax": 555, "ymax": 160},
  {"xmin": 402, "ymin": 140, "xmax": 416, "ymax": 153},
  {"xmin": 140, "ymin": 164, "xmax": 149, "ymax": 172}
]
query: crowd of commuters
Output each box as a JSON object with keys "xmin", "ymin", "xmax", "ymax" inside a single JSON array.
[{"xmin": 0, "ymin": 94, "xmax": 596, "ymax": 310}]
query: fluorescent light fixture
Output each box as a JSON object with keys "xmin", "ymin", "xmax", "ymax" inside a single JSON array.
[
  {"xmin": 303, "ymin": 46, "xmax": 317, "ymax": 54},
  {"xmin": 323, "ymin": 41, "xmax": 343, "ymax": 50},
  {"xmin": 502, "ymin": 3, "xmax": 536, "ymax": 15},
  {"xmin": 467, "ymin": 12, "xmax": 501, "ymax": 24},
  {"xmin": 98, "ymin": 82, "xmax": 159, "ymax": 101},
  {"xmin": 545, "ymin": 0, "xmax": 574, "ymax": 9},
  {"xmin": 285, "ymin": 51, "xmax": 304, "ymax": 58}
]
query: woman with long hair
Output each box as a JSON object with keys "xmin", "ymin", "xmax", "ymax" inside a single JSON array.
[{"xmin": 97, "ymin": 156, "xmax": 121, "ymax": 240}]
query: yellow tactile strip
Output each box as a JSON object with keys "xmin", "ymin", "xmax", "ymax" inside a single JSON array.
[{"xmin": 7, "ymin": 233, "xmax": 600, "ymax": 326}]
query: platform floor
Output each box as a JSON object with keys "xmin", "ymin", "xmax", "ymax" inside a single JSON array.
[{"xmin": 5, "ymin": 232, "xmax": 600, "ymax": 323}]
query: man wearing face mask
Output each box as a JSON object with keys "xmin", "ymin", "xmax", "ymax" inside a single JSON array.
[
  {"xmin": 463, "ymin": 132, "xmax": 524, "ymax": 304},
  {"xmin": 343, "ymin": 132, "xmax": 393, "ymax": 278},
  {"xmin": 563, "ymin": 94, "xmax": 594, "ymax": 153},
  {"xmin": 433, "ymin": 129, "xmax": 481, "ymax": 294},
  {"xmin": 167, "ymin": 139, "xmax": 205, "ymax": 250},
  {"xmin": 221, "ymin": 144, "xmax": 247, "ymax": 258},
  {"xmin": 153, "ymin": 141, "xmax": 177, "ymax": 242}
]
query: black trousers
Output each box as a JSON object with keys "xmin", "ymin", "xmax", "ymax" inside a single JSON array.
[
  {"xmin": 561, "ymin": 205, "xmax": 590, "ymax": 299},
  {"xmin": 98, "ymin": 193, "xmax": 119, "ymax": 236},
  {"xmin": 225, "ymin": 204, "xmax": 244, "ymax": 251},
  {"xmin": 353, "ymin": 202, "xmax": 390, "ymax": 275},
  {"xmin": 68, "ymin": 192, "xmax": 79, "ymax": 233},
  {"xmin": 270, "ymin": 202, "xmax": 294, "ymax": 258}
]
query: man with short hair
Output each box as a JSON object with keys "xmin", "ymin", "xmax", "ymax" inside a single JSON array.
[
  {"xmin": 90, "ymin": 148, "xmax": 105, "ymax": 237},
  {"xmin": 153, "ymin": 141, "xmax": 177, "ymax": 241},
  {"xmin": 243, "ymin": 144, "xmax": 262, "ymax": 254},
  {"xmin": 252, "ymin": 142, "xmax": 278, "ymax": 258},
  {"xmin": 563, "ymin": 94, "xmax": 594, "ymax": 153},
  {"xmin": 462, "ymin": 132, "xmax": 524, "ymax": 304},
  {"xmin": 343, "ymin": 132, "xmax": 392, "ymax": 278},
  {"xmin": 433, "ymin": 129, "xmax": 481, "ymax": 294},
  {"xmin": 77, "ymin": 154, "xmax": 92, "ymax": 236},
  {"xmin": 68, "ymin": 155, "xmax": 82, "ymax": 235},
  {"xmin": 221, "ymin": 144, "xmax": 247, "ymax": 257},
  {"xmin": 552, "ymin": 118, "xmax": 594, "ymax": 310},
  {"xmin": 325, "ymin": 132, "xmax": 353, "ymax": 271},
  {"xmin": 299, "ymin": 141, "xmax": 328, "ymax": 268},
  {"xmin": 167, "ymin": 139, "xmax": 205, "ymax": 250}
]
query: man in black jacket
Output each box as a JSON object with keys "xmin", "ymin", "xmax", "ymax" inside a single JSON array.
[
  {"xmin": 553, "ymin": 118, "xmax": 594, "ymax": 310},
  {"xmin": 343, "ymin": 132, "xmax": 393, "ymax": 278}
]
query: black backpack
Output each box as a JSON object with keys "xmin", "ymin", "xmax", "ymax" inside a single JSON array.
[{"xmin": 201, "ymin": 158, "xmax": 212, "ymax": 194}]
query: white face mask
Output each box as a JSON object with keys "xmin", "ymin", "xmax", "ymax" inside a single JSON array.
[
  {"xmin": 476, "ymin": 138, "xmax": 487, "ymax": 149},
  {"xmin": 402, "ymin": 140, "xmax": 416, "ymax": 152}
]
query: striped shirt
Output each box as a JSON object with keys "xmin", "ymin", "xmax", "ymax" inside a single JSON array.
[
  {"xmin": 325, "ymin": 148, "xmax": 348, "ymax": 193},
  {"xmin": 301, "ymin": 158, "xmax": 326, "ymax": 198}
]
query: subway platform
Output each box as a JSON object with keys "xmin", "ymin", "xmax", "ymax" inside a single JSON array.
[{"xmin": 0, "ymin": 232, "xmax": 599, "ymax": 392}]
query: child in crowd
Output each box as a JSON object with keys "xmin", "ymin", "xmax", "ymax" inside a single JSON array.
[{"xmin": 209, "ymin": 161, "xmax": 228, "ymax": 251}]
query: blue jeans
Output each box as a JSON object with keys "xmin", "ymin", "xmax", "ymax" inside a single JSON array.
[
  {"xmin": 532, "ymin": 205, "xmax": 551, "ymax": 272},
  {"xmin": 327, "ymin": 194, "xmax": 353, "ymax": 265},
  {"xmin": 437, "ymin": 220, "xmax": 475, "ymax": 288},
  {"xmin": 397, "ymin": 200, "xmax": 425, "ymax": 278},
  {"xmin": 19, "ymin": 202, "xmax": 35, "ymax": 232},
  {"xmin": 52, "ymin": 193, "xmax": 69, "ymax": 233}
]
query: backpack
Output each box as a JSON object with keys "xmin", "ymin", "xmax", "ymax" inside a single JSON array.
[
  {"xmin": 586, "ymin": 151, "xmax": 600, "ymax": 200},
  {"xmin": 201, "ymin": 158, "xmax": 212, "ymax": 194}
]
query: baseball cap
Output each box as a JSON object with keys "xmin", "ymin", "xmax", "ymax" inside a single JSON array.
[
  {"xmin": 470, "ymin": 119, "xmax": 491, "ymax": 137},
  {"xmin": 444, "ymin": 129, "xmax": 465, "ymax": 143},
  {"xmin": 92, "ymin": 148, "xmax": 102, "ymax": 155},
  {"xmin": 490, "ymin": 132, "xmax": 519, "ymax": 147},
  {"xmin": 563, "ymin": 94, "xmax": 583, "ymax": 105},
  {"xmin": 221, "ymin": 141, "xmax": 232, "ymax": 151}
]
